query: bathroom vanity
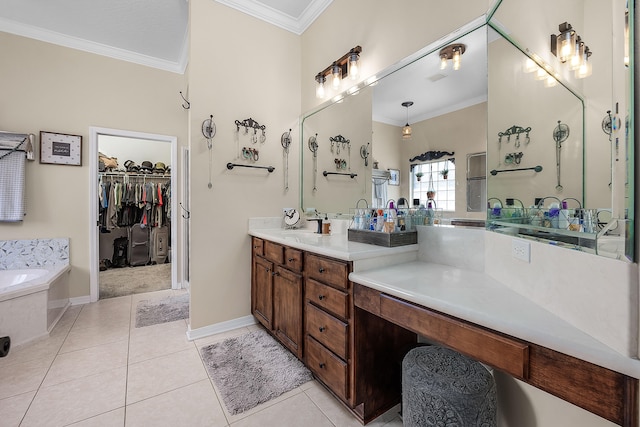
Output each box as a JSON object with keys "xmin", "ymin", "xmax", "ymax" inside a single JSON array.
[{"xmin": 249, "ymin": 226, "xmax": 639, "ymax": 426}]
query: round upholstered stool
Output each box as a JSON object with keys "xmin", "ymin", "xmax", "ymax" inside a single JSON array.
[{"xmin": 402, "ymin": 346, "xmax": 497, "ymax": 427}]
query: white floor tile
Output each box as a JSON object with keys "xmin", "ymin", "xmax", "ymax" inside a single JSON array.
[
  {"xmin": 60, "ymin": 322, "xmax": 130, "ymax": 354},
  {"xmin": 21, "ymin": 366, "xmax": 127, "ymax": 427},
  {"xmin": 128, "ymin": 319, "xmax": 192, "ymax": 364},
  {"xmin": 0, "ymin": 391, "xmax": 36, "ymax": 427},
  {"xmin": 42, "ymin": 339, "xmax": 129, "ymax": 387},
  {"xmin": 230, "ymin": 392, "xmax": 334, "ymax": 427},
  {"xmin": 67, "ymin": 407, "xmax": 125, "ymax": 426},
  {"xmin": 125, "ymin": 379, "xmax": 227, "ymax": 427},
  {"xmin": 0, "ymin": 357, "xmax": 51, "ymax": 400},
  {"xmin": 126, "ymin": 347, "xmax": 208, "ymax": 404}
]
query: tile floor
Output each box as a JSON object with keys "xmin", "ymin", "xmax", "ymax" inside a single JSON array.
[{"xmin": 0, "ymin": 289, "xmax": 403, "ymax": 427}]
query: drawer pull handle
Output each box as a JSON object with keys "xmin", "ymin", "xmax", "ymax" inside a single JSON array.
[
  {"xmin": 319, "ymin": 363, "xmax": 326, "ymax": 369},
  {"xmin": 265, "ymin": 267, "xmax": 270, "ymax": 272},
  {"xmin": 319, "ymin": 326, "xmax": 326, "ymax": 332},
  {"xmin": 319, "ymin": 267, "xmax": 325, "ymax": 273},
  {"xmin": 288, "ymin": 258, "xmax": 294, "ymax": 262},
  {"xmin": 272, "ymin": 271, "xmax": 279, "ymax": 277},
  {"xmin": 318, "ymin": 295, "xmax": 325, "ymax": 300}
]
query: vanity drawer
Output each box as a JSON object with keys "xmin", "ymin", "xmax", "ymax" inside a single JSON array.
[
  {"xmin": 264, "ymin": 240, "xmax": 284, "ymax": 264},
  {"xmin": 305, "ymin": 254, "xmax": 349, "ymax": 290},
  {"xmin": 306, "ymin": 278, "xmax": 349, "ymax": 319},
  {"xmin": 284, "ymin": 247, "xmax": 303, "ymax": 272},
  {"xmin": 252, "ymin": 237, "xmax": 264, "ymax": 257},
  {"xmin": 306, "ymin": 335, "xmax": 349, "ymax": 402},
  {"xmin": 306, "ymin": 302, "xmax": 348, "ymax": 360}
]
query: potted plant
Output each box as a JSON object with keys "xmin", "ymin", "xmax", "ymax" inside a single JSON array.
[
  {"xmin": 440, "ymin": 169, "xmax": 449, "ymax": 179},
  {"xmin": 415, "ymin": 172, "xmax": 423, "ymax": 181},
  {"xmin": 427, "ymin": 190, "xmax": 436, "ymax": 199}
]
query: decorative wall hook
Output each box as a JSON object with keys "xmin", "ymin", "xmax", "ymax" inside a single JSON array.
[
  {"xmin": 179, "ymin": 91, "xmax": 190, "ymax": 109},
  {"xmin": 235, "ymin": 118, "xmax": 266, "ymax": 143},
  {"xmin": 330, "ymin": 134, "xmax": 350, "ymax": 155}
]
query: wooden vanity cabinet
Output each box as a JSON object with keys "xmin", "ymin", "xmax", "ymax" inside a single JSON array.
[
  {"xmin": 304, "ymin": 253, "xmax": 354, "ymax": 405},
  {"xmin": 251, "ymin": 237, "xmax": 304, "ymax": 359}
]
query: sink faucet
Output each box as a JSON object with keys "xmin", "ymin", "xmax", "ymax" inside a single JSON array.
[{"xmin": 307, "ymin": 218, "xmax": 323, "ymax": 234}]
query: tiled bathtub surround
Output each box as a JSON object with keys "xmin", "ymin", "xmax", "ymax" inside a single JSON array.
[{"xmin": 0, "ymin": 238, "xmax": 69, "ymax": 269}]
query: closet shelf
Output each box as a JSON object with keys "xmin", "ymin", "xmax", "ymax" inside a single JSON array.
[{"xmin": 99, "ymin": 172, "xmax": 170, "ymax": 179}]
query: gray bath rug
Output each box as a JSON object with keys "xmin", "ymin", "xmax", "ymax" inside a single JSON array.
[
  {"xmin": 200, "ymin": 329, "xmax": 313, "ymax": 415},
  {"xmin": 135, "ymin": 293, "xmax": 189, "ymax": 328}
]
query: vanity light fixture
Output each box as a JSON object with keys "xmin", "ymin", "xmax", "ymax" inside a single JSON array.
[
  {"xmin": 439, "ymin": 43, "xmax": 466, "ymax": 71},
  {"xmin": 402, "ymin": 101, "xmax": 414, "ymax": 140},
  {"xmin": 314, "ymin": 46, "xmax": 362, "ymax": 99},
  {"xmin": 551, "ymin": 22, "xmax": 593, "ymax": 79}
]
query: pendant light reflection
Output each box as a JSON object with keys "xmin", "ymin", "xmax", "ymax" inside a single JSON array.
[{"xmin": 402, "ymin": 101, "xmax": 414, "ymax": 140}]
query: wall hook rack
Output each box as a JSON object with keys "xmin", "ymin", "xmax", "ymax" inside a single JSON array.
[
  {"xmin": 227, "ymin": 162, "xmax": 275, "ymax": 173},
  {"xmin": 409, "ymin": 150, "xmax": 454, "ymax": 162},
  {"xmin": 179, "ymin": 91, "xmax": 190, "ymax": 109},
  {"xmin": 235, "ymin": 118, "xmax": 266, "ymax": 135},
  {"xmin": 323, "ymin": 171, "xmax": 357, "ymax": 178},
  {"xmin": 490, "ymin": 165, "xmax": 542, "ymax": 175}
]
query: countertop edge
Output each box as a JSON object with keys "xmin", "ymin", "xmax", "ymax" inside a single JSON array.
[{"xmin": 350, "ymin": 261, "xmax": 640, "ymax": 379}]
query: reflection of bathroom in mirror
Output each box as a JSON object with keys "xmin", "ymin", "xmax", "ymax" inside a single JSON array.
[
  {"xmin": 301, "ymin": 22, "xmax": 488, "ymax": 219},
  {"xmin": 300, "ymin": 0, "xmax": 633, "ymax": 261},
  {"xmin": 487, "ymin": 0, "xmax": 633, "ymax": 261}
]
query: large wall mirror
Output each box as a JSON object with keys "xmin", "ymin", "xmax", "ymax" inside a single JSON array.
[
  {"xmin": 487, "ymin": 0, "xmax": 634, "ymax": 261},
  {"xmin": 300, "ymin": 0, "xmax": 634, "ymax": 261}
]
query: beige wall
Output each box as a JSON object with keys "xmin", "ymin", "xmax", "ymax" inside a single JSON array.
[
  {"xmin": 0, "ymin": 31, "xmax": 187, "ymax": 298},
  {"xmin": 187, "ymin": 0, "xmax": 300, "ymax": 329}
]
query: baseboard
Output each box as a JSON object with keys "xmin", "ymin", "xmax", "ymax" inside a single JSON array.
[
  {"xmin": 70, "ymin": 295, "xmax": 91, "ymax": 305},
  {"xmin": 186, "ymin": 315, "xmax": 257, "ymax": 341}
]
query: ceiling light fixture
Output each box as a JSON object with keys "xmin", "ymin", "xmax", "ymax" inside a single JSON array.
[
  {"xmin": 402, "ymin": 101, "xmax": 414, "ymax": 140},
  {"xmin": 551, "ymin": 22, "xmax": 593, "ymax": 79},
  {"xmin": 315, "ymin": 46, "xmax": 362, "ymax": 99},
  {"xmin": 439, "ymin": 43, "xmax": 466, "ymax": 71}
]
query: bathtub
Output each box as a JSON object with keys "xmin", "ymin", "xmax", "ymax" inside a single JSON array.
[{"xmin": 0, "ymin": 264, "xmax": 71, "ymax": 347}]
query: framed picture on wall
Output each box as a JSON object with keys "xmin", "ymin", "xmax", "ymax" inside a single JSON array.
[
  {"xmin": 389, "ymin": 168, "xmax": 400, "ymax": 186},
  {"xmin": 40, "ymin": 131, "xmax": 82, "ymax": 166}
]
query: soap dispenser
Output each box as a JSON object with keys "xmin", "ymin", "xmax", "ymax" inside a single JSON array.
[{"xmin": 322, "ymin": 214, "xmax": 331, "ymax": 234}]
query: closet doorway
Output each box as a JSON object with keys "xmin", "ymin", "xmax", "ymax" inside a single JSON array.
[{"xmin": 89, "ymin": 127, "xmax": 178, "ymax": 302}]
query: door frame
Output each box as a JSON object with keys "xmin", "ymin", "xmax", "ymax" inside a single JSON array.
[{"xmin": 89, "ymin": 126, "xmax": 178, "ymax": 303}]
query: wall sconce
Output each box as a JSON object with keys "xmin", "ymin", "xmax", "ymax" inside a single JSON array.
[
  {"xmin": 402, "ymin": 101, "xmax": 413, "ymax": 140},
  {"xmin": 551, "ymin": 22, "xmax": 593, "ymax": 79},
  {"xmin": 315, "ymin": 46, "xmax": 362, "ymax": 99},
  {"xmin": 439, "ymin": 43, "xmax": 466, "ymax": 71}
]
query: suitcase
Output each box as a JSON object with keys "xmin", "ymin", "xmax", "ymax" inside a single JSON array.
[
  {"xmin": 151, "ymin": 225, "xmax": 169, "ymax": 264},
  {"xmin": 111, "ymin": 237, "xmax": 128, "ymax": 268},
  {"xmin": 128, "ymin": 224, "xmax": 150, "ymax": 266}
]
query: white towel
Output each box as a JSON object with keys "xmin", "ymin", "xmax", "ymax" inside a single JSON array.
[{"xmin": 0, "ymin": 150, "xmax": 26, "ymax": 221}]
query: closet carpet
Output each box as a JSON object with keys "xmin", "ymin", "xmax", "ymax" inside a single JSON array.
[{"xmin": 100, "ymin": 263, "xmax": 171, "ymax": 299}]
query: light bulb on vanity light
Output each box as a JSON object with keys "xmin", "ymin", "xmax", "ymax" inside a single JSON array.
[
  {"xmin": 331, "ymin": 62, "xmax": 342, "ymax": 89},
  {"xmin": 452, "ymin": 47, "xmax": 462, "ymax": 70},
  {"xmin": 315, "ymin": 73, "xmax": 326, "ymax": 99},
  {"xmin": 348, "ymin": 51, "xmax": 360, "ymax": 80}
]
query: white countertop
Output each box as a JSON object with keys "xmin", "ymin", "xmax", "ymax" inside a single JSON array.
[
  {"xmin": 350, "ymin": 261, "xmax": 640, "ymax": 379},
  {"xmin": 248, "ymin": 228, "xmax": 418, "ymax": 261}
]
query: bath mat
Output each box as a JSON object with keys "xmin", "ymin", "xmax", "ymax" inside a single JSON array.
[
  {"xmin": 135, "ymin": 293, "xmax": 189, "ymax": 328},
  {"xmin": 200, "ymin": 329, "xmax": 313, "ymax": 415}
]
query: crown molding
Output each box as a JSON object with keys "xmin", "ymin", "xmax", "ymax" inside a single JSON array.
[
  {"xmin": 0, "ymin": 17, "xmax": 187, "ymax": 74},
  {"xmin": 215, "ymin": 0, "xmax": 332, "ymax": 35}
]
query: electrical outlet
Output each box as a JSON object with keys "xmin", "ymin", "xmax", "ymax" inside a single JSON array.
[{"xmin": 512, "ymin": 239, "xmax": 530, "ymax": 262}]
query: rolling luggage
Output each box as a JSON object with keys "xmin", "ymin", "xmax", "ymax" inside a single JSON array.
[
  {"xmin": 111, "ymin": 237, "xmax": 128, "ymax": 268},
  {"xmin": 151, "ymin": 225, "xmax": 169, "ymax": 264},
  {"xmin": 128, "ymin": 224, "xmax": 150, "ymax": 266}
]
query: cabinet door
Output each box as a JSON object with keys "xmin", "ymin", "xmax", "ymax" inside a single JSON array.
[
  {"xmin": 273, "ymin": 265, "xmax": 303, "ymax": 359},
  {"xmin": 252, "ymin": 255, "xmax": 273, "ymax": 330}
]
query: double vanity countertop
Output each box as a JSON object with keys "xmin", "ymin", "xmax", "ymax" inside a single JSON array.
[{"xmin": 248, "ymin": 225, "xmax": 640, "ymax": 379}]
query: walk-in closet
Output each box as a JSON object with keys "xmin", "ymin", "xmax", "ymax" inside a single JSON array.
[{"xmin": 97, "ymin": 135, "xmax": 172, "ymax": 298}]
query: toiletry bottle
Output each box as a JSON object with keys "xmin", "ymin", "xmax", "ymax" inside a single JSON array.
[
  {"xmin": 371, "ymin": 211, "xmax": 377, "ymax": 231},
  {"xmin": 491, "ymin": 202, "xmax": 502, "ymax": 219},
  {"xmin": 376, "ymin": 209, "xmax": 384, "ymax": 231},
  {"xmin": 558, "ymin": 201, "xmax": 570, "ymax": 230},
  {"xmin": 426, "ymin": 202, "xmax": 434, "ymax": 225},
  {"xmin": 366, "ymin": 210, "xmax": 372, "ymax": 230},
  {"xmin": 322, "ymin": 214, "xmax": 331, "ymax": 234},
  {"xmin": 386, "ymin": 202, "xmax": 397, "ymax": 232},
  {"xmin": 548, "ymin": 202, "xmax": 560, "ymax": 228}
]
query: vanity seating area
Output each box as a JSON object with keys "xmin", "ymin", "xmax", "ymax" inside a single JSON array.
[{"xmin": 249, "ymin": 222, "xmax": 639, "ymax": 426}]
